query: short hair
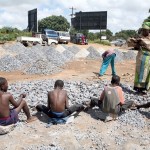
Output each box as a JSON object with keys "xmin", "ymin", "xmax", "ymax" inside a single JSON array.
[
  {"xmin": 0, "ymin": 77, "xmax": 7, "ymax": 89},
  {"xmin": 111, "ymin": 75, "xmax": 120, "ymax": 85},
  {"xmin": 54, "ymin": 80, "xmax": 64, "ymax": 88}
]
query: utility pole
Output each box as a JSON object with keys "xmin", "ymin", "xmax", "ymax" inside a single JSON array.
[
  {"xmin": 69, "ymin": 6, "xmax": 76, "ymax": 18},
  {"xmin": 69, "ymin": 6, "xmax": 76, "ymax": 29}
]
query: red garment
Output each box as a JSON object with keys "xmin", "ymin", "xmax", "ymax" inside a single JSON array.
[{"xmin": 81, "ymin": 36, "xmax": 85, "ymax": 44}]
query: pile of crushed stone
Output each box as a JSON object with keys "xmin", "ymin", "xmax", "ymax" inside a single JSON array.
[{"xmin": 0, "ymin": 43, "xmax": 137, "ymax": 74}]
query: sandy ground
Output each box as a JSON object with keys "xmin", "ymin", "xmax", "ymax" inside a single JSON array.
[
  {"xmin": 1, "ymin": 43, "xmax": 147, "ymax": 150},
  {"xmin": 0, "ymin": 58, "xmax": 135, "ymax": 85},
  {"xmin": 0, "ymin": 42, "xmax": 135, "ymax": 84}
]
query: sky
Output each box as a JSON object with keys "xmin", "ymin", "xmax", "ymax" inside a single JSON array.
[{"xmin": 0, "ymin": 0, "xmax": 149, "ymax": 34}]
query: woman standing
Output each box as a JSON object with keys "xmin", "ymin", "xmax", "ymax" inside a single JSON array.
[{"xmin": 128, "ymin": 22, "xmax": 150, "ymax": 94}]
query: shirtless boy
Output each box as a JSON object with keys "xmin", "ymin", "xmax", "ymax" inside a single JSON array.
[
  {"xmin": 36, "ymin": 80, "xmax": 84, "ymax": 118},
  {"xmin": 0, "ymin": 77, "xmax": 36, "ymax": 126}
]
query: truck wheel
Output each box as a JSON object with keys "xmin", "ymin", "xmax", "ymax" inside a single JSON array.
[
  {"xmin": 22, "ymin": 42, "xmax": 28, "ymax": 47},
  {"xmin": 51, "ymin": 42, "xmax": 56, "ymax": 46}
]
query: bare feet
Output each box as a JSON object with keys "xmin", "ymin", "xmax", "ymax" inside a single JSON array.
[{"xmin": 26, "ymin": 116, "xmax": 37, "ymax": 123}]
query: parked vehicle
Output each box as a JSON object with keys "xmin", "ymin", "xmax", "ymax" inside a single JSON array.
[
  {"xmin": 42, "ymin": 29, "xmax": 58, "ymax": 41},
  {"xmin": 56, "ymin": 31, "xmax": 70, "ymax": 44},
  {"xmin": 71, "ymin": 33, "xmax": 88, "ymax": 45},
  {"xmin": 110, "ymin": 39, "xmax": 126, "ymax": 47},
  {"xmin": 17, "ymin": 33, "xmax": 58, "ymax": 46}
]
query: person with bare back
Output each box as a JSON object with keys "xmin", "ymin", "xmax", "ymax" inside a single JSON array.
[
  {"xmin": 0, "ymin": 77, "xmax": 36, "ymax": 126},
  {"xmin": 36, "ymin": 80, "xmax": 84, "ymax": 118}
]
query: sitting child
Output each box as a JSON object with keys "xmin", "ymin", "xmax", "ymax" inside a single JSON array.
[{"xmin": 0, "ymin": 77, "xmax": 36, "ymax": 126}]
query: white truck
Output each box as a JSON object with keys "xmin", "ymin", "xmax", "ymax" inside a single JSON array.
[{"xmin": 17, "ymin": 33, "xmax": 58, "ymax": 46}]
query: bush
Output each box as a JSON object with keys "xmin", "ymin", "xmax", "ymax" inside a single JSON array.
[
  {"xmin": 0, "ymin": 31, "xmax": 32, "ymax": 42},
  {"xmin": 89, "ymin": 39, "xmax": 111, "ymax": 46}
]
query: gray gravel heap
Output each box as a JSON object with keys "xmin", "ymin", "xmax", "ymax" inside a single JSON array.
[
  {"xmin": 24, "ymin": 144, "xmax": 63, "ymax": 150},
  {"xmin": 123, "ymin": 50, "xmax": 136, "ymax": 60},
  {"xmin": 2, "ymin": 42, "xmax": 26, "ymax": 53},
  {"xmin": 114, "ymin": 49, "xmax": 137, "ymax": 62},
  {"xmin": 67, "ymin": 46, "xmax": 80, "ymax": 55},
  {"xmin": 8, "ymin": 79, "xmax": 149, "ymax": 112},
  {"xmin": 27, "ymin": 46, "xmax": 47, "ymax": 61},
  {"xmin": 114, "ymin": 49, "xmax": 124, "ymax": 62},
  {"xmin": 24, "ymin": 59, "xmax": 61, "ymax": 75},
  {"xmin": 87, "ymin": 46, "xmax": 101, "ymax": 59},
  {"xmin": 62, "ymin": 49, "xmax": 74, "ymax": 61},
  {"xmin": 0, "ymin": 43, "xmax": 137, "ymax": 74},
  {"xmin": 1, "ymin": 43, "xmax": 66, "ymax": 74},
  {"xmin": 44, "ymin": 47, "xmax": 67, "ymax": 66},
  {"xmin": 15, "ymin": 53, "xmax": 33, "ymax": 66},
  {"xmin": 0, "ymin": 55, "xmax": 22, "ymax": 71},
  {"xmin": 5, "ymin": 79, "xmax": 150, "ymax": 150},
  {"xmin": 118, "ymin": 110, "xmax": 147, "ymax": 128}
]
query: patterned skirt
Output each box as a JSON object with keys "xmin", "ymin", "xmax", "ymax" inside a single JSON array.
[{"xmin": 134, "ymin": 50, "xmax": 150, "ymax": 91}]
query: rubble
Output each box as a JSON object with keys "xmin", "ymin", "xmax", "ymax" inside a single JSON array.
[{"xmin": 0, "ymin": 43, "xmax": 137, "ymax": 74}]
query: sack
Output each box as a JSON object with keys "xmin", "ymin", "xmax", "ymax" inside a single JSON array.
[{"xmin": 0, "ymin": 124, "xmax": 15, "ymax": 135}]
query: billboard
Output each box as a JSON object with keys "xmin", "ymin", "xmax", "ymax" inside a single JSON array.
[
  {"xmin": 28, "ymin": 8, "xmax": 37, "ymax": 32},
  {"xmin": 71, "ymin": 11, "xmax": 107, "ymax": 30}
]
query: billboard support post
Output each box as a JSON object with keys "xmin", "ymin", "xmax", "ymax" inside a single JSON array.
[
  {"xmin": 100, "ymin": 15, "xmax": 102, "ymax": 41},
  {"xmin": 80, "ymin": 12, "xmax": 82, "ymax": 32}
]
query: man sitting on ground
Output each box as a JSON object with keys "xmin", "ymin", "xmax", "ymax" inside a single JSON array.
[
  {"xmin": 0, "ymin": 77, "xmax": 36, "ymax": 126},
  {"xmin": 86, "ymin": 75, "xmax": 134, "ymax": 115},
  {"xmin": 36, "ymin": 80, "xmax": 84, "ymax": 118}
]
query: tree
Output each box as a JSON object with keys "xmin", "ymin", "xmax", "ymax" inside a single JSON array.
[
  {"xmin": 88, "ymin": 32, "xmax": 97, "ymax": 41},
  {"xmin": 94, "ymin": 29, "xmax": 113, "ymax": 41},
  {"xmin": 69, "ymin": 27, "xmax": 77, "ymax": 35},
  {"xmin": 38, "ymin": 15, "xmax": 70, "ymax": 32},
  {"xmin": 115, "ymin": 30, "xmax": 137, "ymax": 40}
]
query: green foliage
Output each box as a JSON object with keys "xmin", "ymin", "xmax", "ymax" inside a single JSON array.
[
  {"xmin": 38, "ymin": 15, "xmax": 70, "ymax": 32},
  {"xmin": 115, "ymin": 30, "xmax": 137, "ymax": 40},
  {"xmin": 87, "ymin": 29, "xmax": 113, "ymax": 41},
  {"xmin": 90, "ymin": 39, "xmax": 111, "ymax": 46},
  {"xmin": 88, "ymin": 32, "xmax": 97, "ymax": 41},
  {"xmin": 0, "ymin": 27, "xmax": 32, "ymax": 41},
  {"xmin": 143, "ymin": 16, "xmax": 150, "ymax": 22},
  {"xmin": 69, "ymin": 27, "xmax": 77, "ymax": 35},
  {"xmin": 79, "ymin": 30, "xmax": 89, "ymax": 37},
  {"xmin": 87, "ymin": 29, "xmax": 112, "ymax": 45},
  {"xmin": 69, "ymin": 27, "xmax": 89, "ymax": 37},
  {"xmin": 95, "ymin": 29, "xmax": 113, "ymax": 40}
]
